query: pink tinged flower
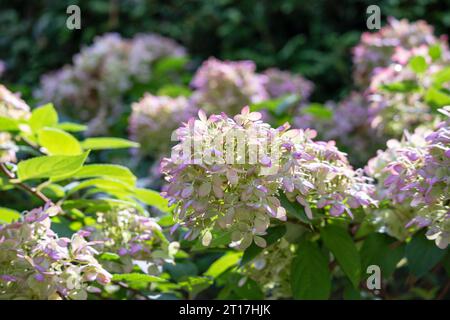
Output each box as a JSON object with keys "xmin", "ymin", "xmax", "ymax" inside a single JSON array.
[
  {"xmin": 296, "ymin": 196, "xmax": 313, "ymax": 219},
  {"xmin": 330, "ymin": 204, "xmax": 345, "ymax": 216},
  {"xmin": 57, "ymin": 238, "xmax": 70, "ymax": 247},
  {"xmin": 212, "ymin": 183, "xmax": 224, "ymax": 198},
  {"xmin": 96, "ymin": 271, "xmax": 112, "ymax": 285},
  {"xmin": 84, "ymin": 272, "xmax": 98, "ymax": 282},
  {"xmin": 198, "ymin": 182, "xmax": 211, "ymax": 197},
  {"xmin": 264, "ymin": 204, "xmax": 277, "ymax": 217},
  {"xmin": 276, "ymin": 207, "xmax": 287, "ymax": 221},
  {"xmin": 34, "ymin": 273, "xmax": 45, "ymax": 282},
  {"xmin": 445, "ymin": 149, "xmax": 450, "ymax": 158},
  {"xmin": 170, "ymin": 223, "xmax": 180, "ymax": 235},
  {"xmin": 256, "ymin": 185, "xmax": 268, "ymax": 193},
  {"xmin": 0, "ymin": 275, "xmax": 17, "ymax": 282},
  {"xmin": 292, "ymin": 151, "xmax": 302, "ymax": 159},
  {"xmin": 181, "ymin": 185, "xmax": 194, "ymax": 198},
  {"xmin": 226, "ymin": 169, "xmax": 239, "ymax": 185},
  {"xmin": 118, "ymin": 247, "xmax": 128, "ymax": 256},
  {"xmin": 260, "ymin": 155, "xmax": 272, "ymax": 167},
  {"xmin": 129, "ymin": 244, "xmax": 142, "ymax": 255},
  {"xmin": 405, "ymin": 216, "xmax": 431, "ymax": 228},
  {"xmin": 406, "ymin": 151, "xmax": 420, "ymax": 161},
  {"xmin": 282, "ymin": 178, "xmax": 294, "ymax": 192}
]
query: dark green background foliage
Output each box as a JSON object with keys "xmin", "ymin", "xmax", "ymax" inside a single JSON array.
[{"xmin": 1, "ymin": 0, "xmax": 450, "ymax": 101}]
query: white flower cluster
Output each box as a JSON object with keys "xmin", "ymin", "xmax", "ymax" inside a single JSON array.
[
  {"xmin": 0, "ymin": 205, "xmax": 111, "ymax": 300},
  {"xmin": 35, "ymin": 33, "xmax": 186, "ymax": 134}
]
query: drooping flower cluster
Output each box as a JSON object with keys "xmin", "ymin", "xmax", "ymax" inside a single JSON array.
[
  {"xmin": 262, "ymin": 68, "xmax": 314, "ymax": 101},
  {"xmin": 367, "ymin": 108, "xmax": 450, "ymax": 248},
  {"xmin": 86, "ymin": 207, "xmax": 178, "ymax": 274},
  {"xmin": 190, "ymin": 58, "xmax": 268, "ymax": 115},
  {"xmin": 161, "ymin": 107, "xmax": 376, "ymax": 250},
  {"xmin": 129, "ymin": 93, "xmax": 197, "ymax": 157},
  {"xmin": 240, "ymin": 238, "xmax": 293, "ymax": 298},
  {"xmin": 35, "ymin": 33, "xmax": 186, "ymax": 134},
  {"xmin": 0, "ymin": 205, "xmax": 111, "ymax": 300},
  {"xmin": 352, "ymin": 17, "xmax": 445, "ymax": 87},
  {"xmin": 0, "ymin": 85, "xmax": 31, "ymax": 162}
]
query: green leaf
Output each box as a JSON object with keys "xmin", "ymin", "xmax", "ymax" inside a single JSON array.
[
  {"xmin": 176, "ymin": 276, "xmax": 213, "ymax": 297},
  {"xmin": 291, "ymin": 241, "xmax": 331, "ymax": 299},
  {"xmin": 360, "ymin": 233, "xmax": 404, "ymax": 279},
  {"xmin": 29, "ymin": 103, "xmax": 58, "ymax": 132},
  {"xmin": 279, "ymin": 193, "xmax": 309, "ymax": 223},
  {"xmin": 429, "ymin": 44, "xmax": 442, "ymax": 61},
  {"xmin": 17, "ymin": 151, "xmax": 89, "ymax": 181},
  {"xmin": 204, "ymin": 252, "xmax": 242, "ymax": 278},
  {"xmin": 112, "ymin": 273, "xmax": 167, "ymax": 290},
  {"xmin": 62, "ymin": 199, "xmax": 142, "ymax": 214},
  {"xmin": 165, "ymin": 261, "xmax": 199, "ymax": 282},
  {"xmin": 320, "ymin": 224, "xmax": 361, "ymax": 288},
  {"xmin": 274, "ymin": 94, "xmax": 301, "ymax": 115},
  {"xmin": 98, "ymin": 252, "xmax": 120, "ymax": 262},
  {"xmin": 37, "ymin": 127, "xmax": 82, "ymax": 155},
  {"xmin": 0, "ymin": 207, "xmax": 21, "ymax": 223},
  {"xmin": 157, "ymin": 85, "xmax": 192, "ymax": 97},
  {"xmin": 153, "ymin": 56, "xmax": 189, "ymax": 76},
  {"xmin": 42, "ymin": 183, "xmax": 66, "ymax": 198},
  {"xmin": 301, "ymin": 103, "xmax": 333, "ymax": 120},
  {"xmin": 380, "ymin": 80, "xmax": 419, "ymax": 93},
  {"xmin": 0, "ymin": 116, "xmax": 20, "ymax": 131},
  {"xmin": 343, "ymin": 283, "xmax": 361, "ymax": 300},
  {"xmin": 233, "ymin": 277, "xmax": 264, "ymax": 300},
  {"xmin": 54, "ymin": 122, "xmax": 87, "ymax": 132},
  {"xmin": 240, "ymin": 225, "xmax": 286, "ymax": 266},
  {"xmin": 425, "ymin": 87, "xmax": 450, "ymax": 108},
  {"xmin": 408, "ymin": 56, "xmax": 427, "ymax": 74},
  {"xmin": 251, "ymin": 96, "xmax": 286, "ymax": 113},
  {"xmin": 67, "ymin": 178, "xmax": 133, "ymax": 195},
  {"xmin": 432, "ymin": 66, "xmax": 450, "ymax": 87},
  {"xmin": 71, "ymin": 164, "xmax": 136, "ymax": 186},
  {"xmin": 134, "ymin": 188, "xmax": 171, "ymax": 213},
  {"xmin": 81, "ymin": 137, "xmax": 139, "ymax": 150},
  {"xmin": 406, "ymin": 231, "xmax": 446, "ymax": 278}
]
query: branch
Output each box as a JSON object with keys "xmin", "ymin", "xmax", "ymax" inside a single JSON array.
[{"xmin": 0, "ymin": 162, "xmax": 51, "ymax": 203}]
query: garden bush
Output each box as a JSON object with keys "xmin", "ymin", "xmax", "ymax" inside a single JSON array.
[{"xmin": 0, "ymin": 4, "xmax": 449, "ymax": 301}]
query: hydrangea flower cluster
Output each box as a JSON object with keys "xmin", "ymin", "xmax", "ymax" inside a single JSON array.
[
  {"xmin": 161, "ymin": 107, "xmax": 376, "ymax": 250},
  {"xmin": 35, "ymin": 33, "xmax": 186, "ymax": 134},
  {"xmin": 365, "ymin": 126, "xmax": 432, "ymax": 240},
  {"xmin": 240, "ymin": 238, "xmax": 293, "ymax": 298},
  {"xmin": 262, "ymin": 68, "xmax": 314, "ymax": 101},
  {"xmin": 190, "ymin": 58, "xmax": 268, "ymax": 115},
  {"xmin": 367, "ymin": 108, "xmax": 450, "ymax": 248},
  {"xmin": 367, "ymin": 44, "xmax": 449, "ymax": 138},
  {"xmin": 352, "ymin": 17, "xmax": 444, "ymax": 87},
  {"xmin": 86, "ymin": 207, "xmax": 178, "ymax": 274},
  {"xmin": 0, "ymin": 204, "xmax": 111, "ymax": 300},
  {"xmin": 129, "ymin": 93, "xmax": 197, "ymax": 157},
  {"xmin": 0, "ymin": 85, "xmax": 31, "ymax": 162}
]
